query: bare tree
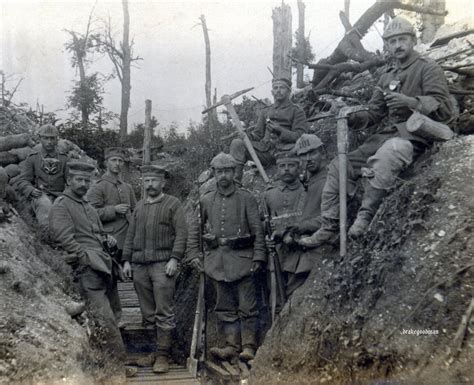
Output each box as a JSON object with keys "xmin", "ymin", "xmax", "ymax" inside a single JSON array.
[{"xmin": 94, "ymin": 0, "xmax": 142, "ymax": 142}]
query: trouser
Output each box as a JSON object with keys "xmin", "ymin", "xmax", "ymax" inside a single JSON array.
[
  {"xmin": 229, "ymin": 138, "xmax": 275, "ymax": 166},
  {"xmin": 213, "ymin": 275, "xmax": 259, "ymax": 350},
  {"xmin": 285, "ymin": 272, "xmax": 310, "ymax": 297},
  {"xmin": 132, "ymin": 261, "xmax": 177, "ymax": 331},
  {"xmin": 320, "ymin": 134, "xmax": 420, "ymax": 222},
  {"xmin": 79, "ymin": 266, "xmax": 126, "ymax": 363},
  {"xmin": 32, "ymin": 193, "xmax": 54, "ymax": 228}
]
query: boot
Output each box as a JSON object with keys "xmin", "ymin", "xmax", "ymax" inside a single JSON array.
[
  {"xmin": 239, "ymin": 347, "xmax": 255, "ymax": 361},
  {"xmin": 297, "ymin": 217, "xmax": 339, "ymax": 248},
  {"xmin": 348, "ymin": 185, "xmax": 387, "ymax": 239},
  {"xmin": 153, "ymin": 327, "xmax": 172, "ymax": 373},
  {"xmin": 210, "ymin": 321, "xmax": 240, "ymax": 361}
]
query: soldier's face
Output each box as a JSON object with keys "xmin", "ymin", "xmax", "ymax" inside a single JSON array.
[
  {"xmin": 271, "ymin": 84, "xmax": 291, "ymax": 102},
  {"xmin": 144, "ymin": 176, "xmax": 165, "ymax": 197},
  {"xmin": 68, "ymin": 175, "xmax": 91, "ymax": 197},
  {"xmin": 39, "ymin": 135, "xmax": 58, "ymax": 152},
  {"xmin": 386, "ymin": 34, "xmax": 416, "ymax": 63},
  {"xmin": 106, "ymin": 156, "xmax": 124, "ymax": 174},
  {"xmin": 304, "ymin": 149, "xmax": 323, "ymax": 173},
  {"xmin": 277, "ymin": 161, "xmax": 300, "ymax": 183},
  {"xmin": 215, "ymin": 168, "xmax": 235, "ymax": 188}
]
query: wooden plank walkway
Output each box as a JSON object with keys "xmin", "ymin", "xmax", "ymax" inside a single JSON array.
[{"xmin": 118, "ymin": 282, "xmax": 201, "ymax": 385}]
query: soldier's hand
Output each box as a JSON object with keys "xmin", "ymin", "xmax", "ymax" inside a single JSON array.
[
  {"xmin": 190, "ymin": 257, "xmax": 204, "ymax": 272},
  {"xmin": 251, "ymin": 261, "xmax": 264, "ymax": 274},
  {"xmin": 265, "ymin": 235, "xmax": 276, "ymax": 250},
  {"xmin": 114, "ymin": 204, "xmax": 130, "ymax": 215},
  {"xmin": 384, "ymin": 92, "xmax": 418, "ymax": 110},
  {"xmin": 266, "ymin": 120, "xmax": 282, "ymax": 135},
  {"xmin": 106, "ymin": 235, "xmax": 117, "ymax": 248},
  {"xmin": 122, "ymin": 261, "xmax": 132, "ymax": 279},
  {"xmin": 165, "ymin": 258, "xmax": 178, "ymax": 277},
  {"xmin": 31, "ymin": 189, "xmax": 43, "ymax": 198}
]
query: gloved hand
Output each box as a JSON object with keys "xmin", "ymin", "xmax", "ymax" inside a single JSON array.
[{"xmin": 265, "ymin": 235, "xmax": 276, "ymax": 250}]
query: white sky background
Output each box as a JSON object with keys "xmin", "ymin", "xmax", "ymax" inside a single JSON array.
[{"xmin": 1, "ymin": 0, "xmax": 472, "ymax": 134}]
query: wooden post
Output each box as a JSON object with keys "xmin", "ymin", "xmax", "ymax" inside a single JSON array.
[
  {"xmin": 143, "ymin": 100, "xmax": 152, "ymax": 165},
  {"xmin": 421, "ymin": 0, "xmax": 445, "ymax": 43},
  {"xmin": 272, "ymin": 2, "xmax": 292, "ymax": 80},
  {"xmin": 200, "ymin": 15, "xmax": 217, "ymax": 129},
  {"xmin": 344, "ymin": 0, "xmax": 350, "ymax": 21},
  {"xmin": 1, "ymin": 72, "xmax": 4, "ymax": 106},
  {"xmin": 296, "ymin": 0, "xmax": 305, "ymax": 88}
]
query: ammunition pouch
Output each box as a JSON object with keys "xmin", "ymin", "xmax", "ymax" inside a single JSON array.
[{"xmin": 203, "ymin": 233, "xmax": 255, "ymax": 250}]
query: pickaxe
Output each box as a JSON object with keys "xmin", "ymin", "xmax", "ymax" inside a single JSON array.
[
  {"xmin": 202, "ymin": 87, "xmax": 270, "ymax": 184},
  {"xmin": 336, "ymin": 106, "xmax": 368, "ymax": 257}
]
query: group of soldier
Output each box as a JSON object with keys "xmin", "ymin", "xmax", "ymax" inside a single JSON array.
[{"xmin": 3, "ymin": 15, "xmax": 455, "ymax": 382}]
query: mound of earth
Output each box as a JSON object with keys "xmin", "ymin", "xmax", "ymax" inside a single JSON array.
[{"xmin": 251, "ymin": 135, "xmax": 474, "ymax": 385}]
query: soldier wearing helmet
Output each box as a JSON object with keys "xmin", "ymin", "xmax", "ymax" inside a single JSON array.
[
  {"xmin": 187, "ymin": 152, "xmax": 266, "ymax": 362},
  {"xmin": 17, "ymin": 123, "xmax": 69, "ymax": 233},
  {"xmin": 299, "ymin": 16, "xmax": 455, "ymax": 248}
]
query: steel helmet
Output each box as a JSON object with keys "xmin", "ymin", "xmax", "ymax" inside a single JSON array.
[{"xmin": 383, "ymin": 16, "xmax": 416, "ymax": 40}]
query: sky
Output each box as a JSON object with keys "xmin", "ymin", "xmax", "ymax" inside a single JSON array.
[{"xmin": 1, "ymin": 0, "xmax": 472, "ymax": 134}]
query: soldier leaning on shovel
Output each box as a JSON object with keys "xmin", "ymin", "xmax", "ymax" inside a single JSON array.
[
  {"xmin": 17, "ymin": 124, "xmax": 68, "ymax": 235},
  {"xmin": 299, "ymin": 16, "xmax": 456, "ymax": 248},
  {"xmin": 49, "ymin": 161, "xmax": 137, "ymax": 383},
  {"xmin": 187, "ymin": 152, "xmax": 266, "ymax": 362},
  {"xmin": 122, "ymin": 165, "xmax": 188, "ymax": 374},
  {"xmin": 229, "ymin": 78, "xmax": 307, "ymax": 182}
]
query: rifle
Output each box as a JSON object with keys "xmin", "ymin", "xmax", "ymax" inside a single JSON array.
[
  {"xmin": 187, "ymin": 201, "xmax": 207, "ymax": 377},
  {"xmin": 261, "ymin": 195, "xmax": 287, "ymax": 322}
]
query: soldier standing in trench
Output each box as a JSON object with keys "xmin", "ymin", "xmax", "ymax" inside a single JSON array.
[
  {"xmin": 229, "ymin": 78, "xmax": 307, "ymax": 182},
  {"xmin": 187, "ymin": 152, "xmax": 266, "ymax": 362},
  {"xmin": 17, "ymin": 124, "xmax": 68, "ymax": 234},
  {"xmin": 262, "ymin": 137, "xmax": 327, "ymax": 298},
  {"xmin": 49, "ymin": 161, "xmax": 136, "ymax": 382},
  {"xmin": 299, "ymin": 16, "xmax": 455, "ymax": 248},
  {"xmin": 87, "ymin": 147, "xmax": 137, "ymax": 327},
  {"xmin": 122, "ymin": 165, "xmax": 188, "ymax": 374}
]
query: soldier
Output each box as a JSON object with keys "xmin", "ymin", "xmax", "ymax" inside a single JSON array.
[
  {"xmin": 87, "ymin": 147, "xmax": 136, "ymax": 327},
  {"xmin": 299, "ymin": 16, "xmax": 455, "ymax": 248},
  {"xmin": 187, "ymin": 153, "xmax": 266, "ymax": 362},
  {"xmin": 262, "ymin": 146, "xmax": 325, "ymax": 297},
  {"xmin": 17, "ymin": 124, "xmax": 68, "ymax": 231},
  {"xmin": 122, "ymin": 165, "xmax": 187, "ymax": 374},
  {"xmin": 49, "ymin": 162, "xmax": 135, "ymax": 382},
  {"xmin": 229, "ymin": 78, "xmax": 307, "ymax": 181}
]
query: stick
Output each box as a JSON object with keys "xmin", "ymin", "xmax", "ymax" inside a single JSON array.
[{"xmin": 451, "ymin": 298, "xmax": 474, "ymax": 358}]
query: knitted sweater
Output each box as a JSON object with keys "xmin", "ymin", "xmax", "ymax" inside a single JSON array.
[{"xmin": 122, "ymin": 193, "xmax": 187, "ymax": 264}]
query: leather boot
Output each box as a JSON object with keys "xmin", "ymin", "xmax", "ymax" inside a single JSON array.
[
  {"xmin": 153, "ymin": 327, "xmax": 172, "ymax": 373},
  {"xmin": 210, "ymin": 321, "xmax": 240, "ymax": 361},
  {"xmin": 297, "ymin": 217, "xmax": 339, "ymax": 248},
  {"xmin": 348, "ymin": 185, "xmax": 387, "ymax": 238},
  {"xmin": 239, "ymin": 317, "xmax": 257, "ymax": 361}
]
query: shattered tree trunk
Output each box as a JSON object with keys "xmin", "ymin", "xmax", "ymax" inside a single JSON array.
[
  {"xmin": 272, "ymin": 3, "xmax": 292, "ymax": 80},
  {"xmin": 421, "ymin": 0, "xmax": 446, "ymax": 43},
  {"xmin": 71, "ymin": 33, "xmax": 89, "ymax": 130},
  {"xmin": 120, "ymin": 0, "xmax": 131, "ymax": 143},
  {"xmin": 311, "ymin": 0, "xmax": 448, "ymax": 88},
  {"xmin": 296, "ymin": 0, "xmax": 305, "ymax": 88},
  {"xmin": 200, "ymin": 15, "xmax": 217, "ymax": 129}
]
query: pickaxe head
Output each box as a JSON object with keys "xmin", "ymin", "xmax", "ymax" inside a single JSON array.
[
  {"xmin": 202, "ymin": 87, "xmax": 254, "ymax": 114},
  {"xmin": 337, "ymin": 105, "xmax": 369, "ymax": 120}
]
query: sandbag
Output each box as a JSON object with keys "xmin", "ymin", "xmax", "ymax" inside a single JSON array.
[
  {"xmin": 9, "ymin": 146, "xmax": 35, "ymax": 161},
  {"xmin": 0, "ymin": 133, "xmax": 34, "ymax": 152},
  {"xmin": 407, "ymin": 111, "xmax": 454, "ymax": 141},
  {"xmin": 0, "ymin": 152, "xmax": 19, "ymax": 167}
]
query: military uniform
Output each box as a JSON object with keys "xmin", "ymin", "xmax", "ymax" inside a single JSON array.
[
  {"xmin": 230, "ymin": 99, "xmax": 308, "ymax": 168},
  {"xmin": 87, "ymin": 173, "xmax": 137, "ymax": 250},
  {"xmin": 49, "ymin": 171, "xmax": 125, "ymax": 364},
  {"xmin": 187, "ymin": 153, "xmax": 266, "ymax": 360},
  {"xmin": 17, "ymin": 147, "xmax": 68, "ymax": 227}
]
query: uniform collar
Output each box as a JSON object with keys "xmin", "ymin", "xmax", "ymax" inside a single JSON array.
[
  {"xmin": 63, "ymin": 188, "xmax": 88, "ymax": 203},
  {"xmin": 217, "ymin": 184, "xmax": 236, "ymax": 197},
  {"xmin": 40, "ymin": 146, "xmax": 58, "ymax": 158},
  {"xmin": 273, "ymin": 98, "xmax": 292, "ymax": 109},
  {"xmin": 103, "ymin": 172, "xmax": 122, "ymax": 184},
  {"xmin": 146, "ymin": 193, "xmax": 165, "ymax": 204},
  {"xmin": 278, "ymin": 179, "xmax": 302, "ymax": 191}
]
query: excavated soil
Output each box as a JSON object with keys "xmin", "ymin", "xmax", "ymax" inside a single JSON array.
[{"xmin": 251, "ymin": 136, "xmax": 474, "ymax": 385}]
